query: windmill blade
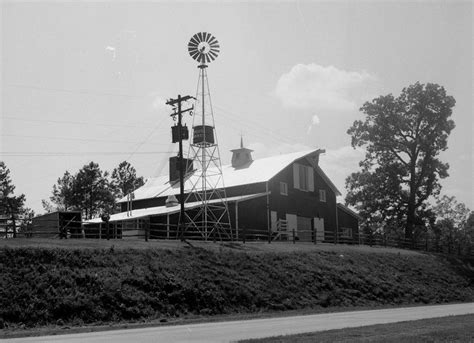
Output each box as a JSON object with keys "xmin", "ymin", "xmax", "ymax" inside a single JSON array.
[
  {"xmin": 205, "ymin": 32, "xmax": 213, "ymax": 43},
  {"xmin": 190, "ymin": 35, "xmax": 200, "ymax": 46},
  {"xmin": 208, "ymin": 36, "xmax": 217, "ymax": 45},
  {"xmin": 188, "ymin": 32, "xmax": 220, "ymax": 64},
  {"xmin": 191, "ymin": 51, "xmax": 201, "ymax": 61},
  {"xmin": 208, "ymin": 50, "xmax": 218, "ymax": 60},
  {"xmin": 197, "ymin": 32, "xmax": 204, "ymax": 42},
  {"xmin": 189, "ymin": 48, "xmax": 200, "ymax": 58}
]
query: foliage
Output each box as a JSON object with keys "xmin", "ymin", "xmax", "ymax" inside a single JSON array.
[
  {"xmin": 50, "ymin": 171, "xmax": 76, "ymax": 212},
  {"xmin": 0, "ymin": 162, "xmax": 28, "ymax": 237},
  {"xmin": 72, "ymin": 162, "xmax": 115, "ymax": 220},
  {"xmin": 0, "ymin": 247, "xmax": 472, "ymax": 328},
  {"xmin": 110, "ymin": 161, "xmax": 145, "ymax": 199},
  {"xmin": 43, "ymin": 161, "xmax": 144, "ymax": 219},
  {"xmin": 430, "ymin": 196, "xmax": 472, "ymax": 255},
  {"xmin": 346, "ymin": 82, "xmax": 456, "ymax": 240}
]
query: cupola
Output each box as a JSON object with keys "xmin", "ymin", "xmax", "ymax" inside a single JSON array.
[{"xmin": 230, "ymin": 137, "xmax": 253, "ymax": 168}]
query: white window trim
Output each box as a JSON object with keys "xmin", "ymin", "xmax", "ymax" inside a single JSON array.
[
  {"xmin": 280, "ymin": 181, "xmax": 288, "ymax": 196},
  {"xmin": 341, "ymin": 227, "xmax": 353, "ymax": 238},
  {"xmin": 319, "ymin": 189, "xmax": 326, "ymax": 202},
  {"xmin": 294, "ymin": 163, "xmax": 314, "ymax": 192}
]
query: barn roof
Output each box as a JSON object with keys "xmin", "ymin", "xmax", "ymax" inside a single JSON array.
[
  {"xmin": 118, "ymin": 149, "xmax": 340, "ymax": 203},
  {"xmin": 88, "ymin": 192, "xmax": 268, "ymax": 223}
]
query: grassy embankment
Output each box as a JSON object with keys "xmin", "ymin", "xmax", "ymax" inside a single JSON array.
[{"xmin": 0, "ymin": 239, "xmax": 473, "ymax": 330}]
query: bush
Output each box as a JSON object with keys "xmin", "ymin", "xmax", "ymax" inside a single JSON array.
[{"xmin": 0, "ymin": 247, "xmax": 472, "ymax": 328}]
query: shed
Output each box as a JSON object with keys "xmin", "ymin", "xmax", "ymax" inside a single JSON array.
[{"xmin": 32, "ymin": 211, "xmax": 82, "ymax": 238}]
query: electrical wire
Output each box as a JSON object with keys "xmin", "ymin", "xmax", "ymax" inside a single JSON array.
[
  {"xmin": 6, "ymin": 84, "xmax": 148, "ymax": 99},
  {"xmin": 2, "ymin": 133, "xmax": 169, "ymax": 145},
  {"xmin": 1, "ymin": 151, "xmax": 173, "ymax": 157},
  {"xmin": 2, "ymin": 116, "xmax": 161, "ymax": 129}
]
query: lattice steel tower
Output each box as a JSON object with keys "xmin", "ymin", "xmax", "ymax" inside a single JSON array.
[{"xmin": 183, "ymin": 32, "xmax": 232, "ymax": 240}]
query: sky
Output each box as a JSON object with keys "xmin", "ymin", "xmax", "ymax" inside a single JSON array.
[{"xmin": 1, "ymin": 1, "xmax": 472, "ymax": 215}]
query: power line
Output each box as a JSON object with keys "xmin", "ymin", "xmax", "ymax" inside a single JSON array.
[
  {"xmin": 2, "ymin": 133, "xmax": 169, "ymax": 145},
  {"xmin": 2, "ymin": 116, "xmax": 163, "ymax": 129},
  {"xmin": 6, "ymin": 84, "xmax": 148, "ymax": 99},
  {"xmin": 1, "ymin": 151, "xmax": 173, "ymax": 157}
]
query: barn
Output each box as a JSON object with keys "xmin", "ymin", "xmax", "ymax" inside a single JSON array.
[{"xmin": 90, "ymin": 143, "xmax": 360, "ymax": 243}]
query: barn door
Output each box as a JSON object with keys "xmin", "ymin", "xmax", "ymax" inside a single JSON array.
[
  {"xmin": 297, "ymin": 216, "xmax": 312, "ymax": 242},
  {"xmin": 286, "ymin": 213, "xmax": 297, "ymax": 237},
  {"xmin": 271, "ymin": 211, "xmax": 278, "ymax": 232},
  {"xmin": 314, "ymin": 217, "xmax": 324, "ymax": 242}
]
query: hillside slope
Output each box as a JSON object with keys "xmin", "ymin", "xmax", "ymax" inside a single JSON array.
[{"xmin": 0, "ymin": 244, "xmax": 472, "ymax": 328}]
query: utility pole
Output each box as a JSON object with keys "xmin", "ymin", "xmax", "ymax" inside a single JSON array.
[{"xmin": 167, "ymin": 95, "xmax": 194, "ymax": 241}]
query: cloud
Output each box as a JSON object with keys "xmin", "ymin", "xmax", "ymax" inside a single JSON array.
[
  {"xmin": 275, "ymin": 63, "xmax": 377, "ymax": 112},
  {"xmin": 307, "ymin": 114, "xmax": 320, "ymax": 134},
  {"xmin": 151, "ymin": 94, "xmax": 168, "ymax": 114}
]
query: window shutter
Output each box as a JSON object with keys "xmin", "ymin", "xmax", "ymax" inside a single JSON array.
[
  {"xmin": 308, "ymin": 166, "xmax": 314, "ymax": 192},
  {"xmin": 293, "ymin": 164, "xmax": 300, "ymax": 190}
]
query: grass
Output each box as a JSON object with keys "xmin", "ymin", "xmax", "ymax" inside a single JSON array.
[
  {"xmin": 0, "ymin": 238, "xmax": 472, "ymax": 333},
  {"xmin": 239, "ymin": 314, "xmax": 474, "ymax": 342}
]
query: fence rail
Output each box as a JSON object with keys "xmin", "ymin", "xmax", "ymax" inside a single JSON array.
[{"xmin": 1, "ymin": 217, "xmax": 473, "ymax": 257}]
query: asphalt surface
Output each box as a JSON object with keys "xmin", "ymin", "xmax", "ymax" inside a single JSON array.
[{"xmin": 5, "ymin": 303, "xmax": 474, "ymax": 343}]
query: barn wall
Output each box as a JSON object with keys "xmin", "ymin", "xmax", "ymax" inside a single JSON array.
[
  {"xmin": 268, "ymin": 159, "xmax": 338, "ymax": 242},
  {"xmin": 337, "ymin": 206, "xmax": 360, "ymax": 244},
  {"xmin": 122, "ymin": 182, "xmax": 267, "ymax": 212},
  {"xmin": 231, "ymin": 197, "xmax": 268, "ymax": 240}
]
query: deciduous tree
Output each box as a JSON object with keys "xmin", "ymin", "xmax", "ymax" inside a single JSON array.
[{"xmin": 346, "ymin": 82, "xmax": 455, "ymax": 241}]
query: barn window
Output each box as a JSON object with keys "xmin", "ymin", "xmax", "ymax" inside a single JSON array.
[
  {"xmin": 299, "ymin": 165, "xmax": 308, "ymax": 191},
  {"xmin": 319, "ymin": 189, "xmax": 326, "ymax": 202},
  {"xmin": 280, "ymin": 182, "xmax": 288, "ymax": 195},
  {"xmin": 341, "ymin": 227, "xmax": 353, "ymax": 238},
  {"xmin": 293, "ymin": 163, "xmax": 314, "ymax": 192}
]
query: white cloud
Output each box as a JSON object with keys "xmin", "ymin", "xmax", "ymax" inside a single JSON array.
[
  {"xmin": 307, "ymin": 114, "xmax": 320, "ymax": 134},
  {"xmin": 275, "ymin": 63, "xmax": 377, "ymax": 112},
  {"xmin": 311, "ymin": 114, "xmax": 320, "ymax": 125},
  {"xmin": 151, "ymin": 94, "xmax": 168, "ymax": 113}
]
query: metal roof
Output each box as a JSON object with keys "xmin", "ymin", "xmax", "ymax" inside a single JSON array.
[
  {"xmin": 88, "ymin": 192, "xmax": 268, "ymax": 223},
  {"xmin": 118, "ymin": 149, "xmax": 340, "ymax": 203}
]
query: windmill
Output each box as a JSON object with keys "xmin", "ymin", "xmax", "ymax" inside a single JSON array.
[{"xmin": 182, "ymin": 32, "xmax": 232, "ymax": 240}]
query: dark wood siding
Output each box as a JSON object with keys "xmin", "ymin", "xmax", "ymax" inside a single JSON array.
[
  {"xmin": 268, "ymin": 158, "xmax": 337, "ymax": 242},
  {"xmin": 337, "ymin": 206, "xmax": 359, "ymax": 244},
  {"xmin": 121, "ymin": 182, "xmax": 267, "ymax": 212}
]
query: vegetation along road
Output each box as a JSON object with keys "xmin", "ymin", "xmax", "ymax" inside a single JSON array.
[{"xmin": 4, "ymin": 303, "xmax": 474, "ymax": 343}]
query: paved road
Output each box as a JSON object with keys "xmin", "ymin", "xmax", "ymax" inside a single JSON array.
[{"xmin": 5, "ymin": 303, "xmax": 474, "ymax": 343}]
